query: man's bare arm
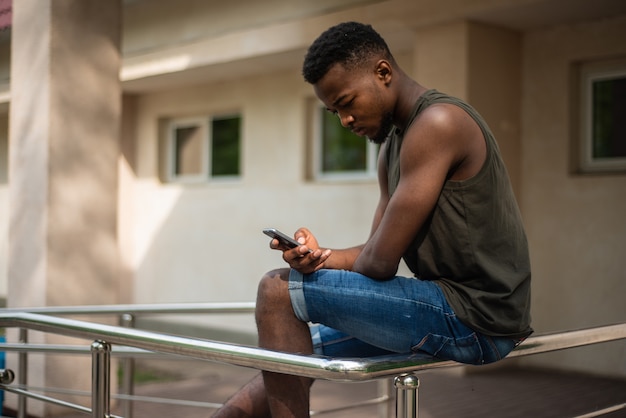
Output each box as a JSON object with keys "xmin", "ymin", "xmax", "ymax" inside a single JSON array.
[{"xmin": 352, "ymin": 104, "xmax": 476, "ymax": 279}]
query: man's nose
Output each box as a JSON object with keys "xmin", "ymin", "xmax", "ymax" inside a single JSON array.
[{"xmin": 337, "ymin": 112, "xmax": 354, "ymax": 128}]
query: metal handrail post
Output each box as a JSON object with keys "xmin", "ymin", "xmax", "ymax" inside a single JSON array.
[
  {"xmin": 17, "ymin": 328, "xmax": 27, "ymax": 418},
  {"xmin": 394, "ymin": 373, "xmax": 419, "ymax": 418},
  {"xmin": 119, "ymin": 313, "xmax": 135, "ymax": 418},
  {"xmin": 377, "ymin": 378, "xmax": 394, "ymax": 418},
  {"xmin": 91, "ymin": 340, "xmax": 111, "ymax": 418}
]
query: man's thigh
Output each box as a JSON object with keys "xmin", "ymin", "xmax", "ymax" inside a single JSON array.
[{"xmin": 289, "ymin": 269, "xmax": 454, "ymax": 353}]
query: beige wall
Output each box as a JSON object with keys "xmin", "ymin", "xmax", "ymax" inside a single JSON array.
[
  {"xmin": 123, "ymin": 0, "xmax": 378, "ymax": 54},
  {"xmin": 5, "ymin": 2, "xmax": 122, "ymax": 414},
  {"xmin": 0, "ymin": 114, "xmax": 7, "ymax": 299},
  {"xmin": 520, "ymin": 15, "xmax": 626, "ymax": 376}
]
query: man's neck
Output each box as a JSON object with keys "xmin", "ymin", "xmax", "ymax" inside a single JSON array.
[
  {"xmin": 393, "ymin": 77, "xmax": 429, "ymax": 132},
  {"xmin": 393, "ymin": 76, "xmax": 428, "ymax": 129}
]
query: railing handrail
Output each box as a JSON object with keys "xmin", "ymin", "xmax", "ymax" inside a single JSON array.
[
  {"xmin": 0, "ymin": 302, "xmax": 256, "ymax": 316},
  {"xmin": 1, "ymin": 312, "xmax": 625, "ymax": 382}
]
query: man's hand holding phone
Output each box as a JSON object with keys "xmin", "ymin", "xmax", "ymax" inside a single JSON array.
[
  {"xmin": 262, "ymin": 227, "xmax": 331, "ymax": 273},
  {"xmin": 263, "ymin": 228, "xmax": 312, "ymax": 253}
]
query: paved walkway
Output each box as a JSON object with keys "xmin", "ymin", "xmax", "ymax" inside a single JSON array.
[{"xmin": 52, "ymin": 357, "xmax": 626, "ymax": 418}]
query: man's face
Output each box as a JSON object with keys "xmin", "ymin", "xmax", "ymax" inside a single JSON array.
[{"xmin": 313, "ymin": 62, "xmax": 393, "ymax": 144}]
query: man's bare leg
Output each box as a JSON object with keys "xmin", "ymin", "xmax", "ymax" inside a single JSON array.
[
  {"xmin": 211, "ymin": 373, "xmax": 270, "ymax": 417},
  {"xmin": 257, "ymin": 268, "xmax": 314, "ymax": 417},
  {"xmin": 212, "ymin": 268, "xmax": 313, "ymax": 417}
]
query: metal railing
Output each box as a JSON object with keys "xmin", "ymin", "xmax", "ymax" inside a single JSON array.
[{"xmin": 0, "ymin": 304, "xmax": 624, "ymax": 418}]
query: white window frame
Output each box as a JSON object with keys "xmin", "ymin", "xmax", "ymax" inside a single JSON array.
[
  {"xmin": 578, "ymin": 59, "xmax": 626, "ymax": 173},
  {"xmin": 310, "ymin": 102, "xmax": 378, "ymax": 181},
  {"xmin": 165, "ymin": 114, "xmax": 241, "ymax": 183}
]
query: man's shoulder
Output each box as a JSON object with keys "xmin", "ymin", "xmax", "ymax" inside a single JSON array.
[
  {"xmin": 406, "ymin": 102, "xmax": 471, "ymax": 146},
  {"xmin": 399, "ymin": 98, "xmax": 486, "ymax": 179}
]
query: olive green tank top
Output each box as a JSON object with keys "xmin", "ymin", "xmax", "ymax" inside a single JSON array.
[{"xmin": 386, "ymin": 90, "xmax": 532, "ymax": 338}]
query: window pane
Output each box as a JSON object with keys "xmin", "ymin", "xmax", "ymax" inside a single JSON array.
[
  {"xmin": 592, "ymin": 77, "xmax": 626, "ymax": 159},
  {"xmin": 321, "ymin": 109, "xmax": 366, "ymax": 172},
  {"xmin": 174, "ymin": 125, "xmax": 203, "ymax": 175},
  {"xmin": 211, "ymin": 116, "xmax": 241, "ymax": 176}
]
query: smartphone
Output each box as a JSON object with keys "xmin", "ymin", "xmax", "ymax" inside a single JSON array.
[{"xmin": 262, "ymin": 228, "xmax": 312, "ymax": 252}]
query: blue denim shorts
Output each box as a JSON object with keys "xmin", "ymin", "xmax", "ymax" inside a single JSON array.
[{"xmin": 289, "ymin": 269, "xmax": 519, "ymax": 365}]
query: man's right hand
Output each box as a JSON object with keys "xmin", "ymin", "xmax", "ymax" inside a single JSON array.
[{"xmin": 273, "ymin": 228, "xmax": 331, "ymax": 274}]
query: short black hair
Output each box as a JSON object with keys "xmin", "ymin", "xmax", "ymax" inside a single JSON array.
[{"xmin": 302, "ymin": 21, "xmax": 392, "ymax": 84}]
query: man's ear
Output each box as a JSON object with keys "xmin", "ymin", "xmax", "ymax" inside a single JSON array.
[{"xmin": 376, "ymin": 60, "xmax": 392, "ymax": 84}]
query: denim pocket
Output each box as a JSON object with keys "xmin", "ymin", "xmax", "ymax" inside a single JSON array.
[{"xmin": 412, "ymin": 332, "xmax": 483, "ymax": 365}]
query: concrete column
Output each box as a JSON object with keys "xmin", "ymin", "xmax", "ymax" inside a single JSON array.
[
  {"xmin": 8, "ymin": 0, "xmax": 121, "ymax": 415},
  {"xmin": 413, "ymin": 21, "xmax": 523, "ymax": 197}
]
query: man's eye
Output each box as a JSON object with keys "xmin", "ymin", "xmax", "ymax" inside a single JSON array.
[{"xmin": 341, "ymin": 99, "xmax": 354, "ymax": 109}]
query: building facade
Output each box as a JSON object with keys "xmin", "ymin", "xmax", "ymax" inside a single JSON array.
[{"xmin": 0, "ymin": 0, "xmax": 625, "ymax": 413}]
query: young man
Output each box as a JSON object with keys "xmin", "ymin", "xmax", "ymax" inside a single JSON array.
[{"xmin": 214, "ymin": 21, "xmax": 532, "ymax": 417}]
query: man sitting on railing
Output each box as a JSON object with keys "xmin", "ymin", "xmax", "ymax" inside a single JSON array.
[{"xmin": 214, "ymin": 21, "xmax": 532, "ymax": 418}]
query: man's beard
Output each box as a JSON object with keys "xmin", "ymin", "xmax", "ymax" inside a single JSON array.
[{"xmin": 368, "ymin": 111, "xmax": 394, "ymax": 145}]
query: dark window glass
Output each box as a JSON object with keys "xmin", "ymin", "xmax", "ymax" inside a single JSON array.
[
  {"xmin": 211, "ymin": 116, "xmax": 241, "ymax": 176},
  {"xmin": 592, "ymin": 77, "xmax": 626, "ymax": 159},
  {"xmin": 321, "ymin": 109, "xmax": 366, "ymax": 172}
]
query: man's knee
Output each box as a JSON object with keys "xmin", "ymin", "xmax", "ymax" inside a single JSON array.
[
  {"xmin": 257, "ymin": 268, "xmax": 291, "ymax": 306},
  {"xmin": 256, "ymin": 268, "xmax": 296, "ymax": 332}
]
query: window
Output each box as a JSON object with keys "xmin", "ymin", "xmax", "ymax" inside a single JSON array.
[
  {"xmin": 310, "ymin": 102, "xmax": 378, "ymax": 180},
  {"xmin": 578, "ymin": 59, "xmax": 626, "ymax": 173},
  {"xmin": 165, "ymin": 114, "xmax": 241, "ymax": 182}
]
